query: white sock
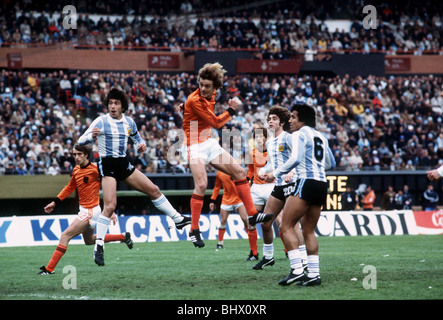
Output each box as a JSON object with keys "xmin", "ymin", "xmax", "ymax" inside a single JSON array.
[
  {"xmin": 288, "ymin": 249, "xmax": 304, "ymax": 274},
  {"xmin": 95, "ymin": 214, "xmax": 110, "ymax": 248},
  {"xmin": 299, "ymin": 244, "xmax": 308, "ymax": 265},
  {"xmin": 152, "ymin": 194, "xmax": 183, "ymax": 223},
  {"xmin": 307, "ymin": 255, "xmax": 320, "ymax": 278},
  {"xmin": 263, "ymin": 243, "xmax": 274, "ymax": 259}
]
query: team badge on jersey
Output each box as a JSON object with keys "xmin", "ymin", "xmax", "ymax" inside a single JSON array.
[{"xmin": 278, "ymin": 144, "xmax": 284, "ymax": 152}]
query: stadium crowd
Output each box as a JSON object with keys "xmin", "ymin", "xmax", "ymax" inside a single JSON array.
[
  {"xmin": 0, "ymin": 1, "xmax": 442, "ymax": 175},
  {"xmin": 1, "ymin": 68, "xmax": 442, "ymax": 175},
  {"xmin": 1, "ymin": 0, "xmax": 442, "ymax": 56}
]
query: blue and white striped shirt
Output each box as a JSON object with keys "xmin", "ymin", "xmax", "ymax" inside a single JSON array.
[
  {"xmin": 78, "ymin": 114, "xmax": 144, "ymax": 158},
  {"xmin": 259, "ymin": 131, "xmax": 294, "ymax": 186},
  {"xmin": 273, "ymin": 126, "xmax": 335, "ymax": 182}
]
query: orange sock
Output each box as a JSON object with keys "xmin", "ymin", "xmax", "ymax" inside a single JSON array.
[
  {"xmin": 191, "ymin": 193, "xmax": 204, "ymax": 230},
  {"xmin": 247, "ymin": 228, "xmax": 258, "ymax": 255},
  {"xmin": 218, "ymin": 227, "xmax": 226, "ymax": 242},
  {"xmin": 104, "ymin": 234, "xmax": 125, "ymax": 242},
  {"xmin": 46, "ymin": 244, "xmax": 67, "ymax": 272},
  {"xmin": 234, "ymin": 179, "xmax": 258, "ymax": 216}
]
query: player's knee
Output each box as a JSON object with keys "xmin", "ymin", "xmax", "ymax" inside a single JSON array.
[
  {"xmin": 60, "ymin": 231, "xmax": 72, "ymax": 243},
  {"xmin": 195, "ymin": 181, "xmax": 207, "ymax": 193},
  {"xmin": 147, "ymin": 184, "xmax": 161, "ymax": 198},
  {"xmin": 103, "ymin": 201, "xmax": 116, "ymax": 214},
  {"xmin": 261, "ymin": 221, "xmax": 273, "ymax": 231},
  {"xmin": 279, "ymin": 223, "xmax": 292, "ymax": 235}
]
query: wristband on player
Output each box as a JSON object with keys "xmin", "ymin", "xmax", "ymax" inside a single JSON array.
[
  {"xmin": 227, "ymin": 107, "xmax": 236, "ymax": 116},
  {"xmin": 54, "ymin": 197, "xmax": 62, "ymax": 205}
]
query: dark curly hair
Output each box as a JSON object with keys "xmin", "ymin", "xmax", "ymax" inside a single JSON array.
[
  {"xmin": 103, "ymin": 88, "xmax": 129, "ymax": 112},
  {"xmin": 267, "ymin": 106, "xmax": 291, "ymax": 131}
]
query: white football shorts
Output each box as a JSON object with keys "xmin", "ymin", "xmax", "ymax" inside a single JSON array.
[
  {"xmin": 220, "ymin": 202, "xmax": 244, "ymax": 212},
  {"xmin": 187, "ymin": 138, "xmax": 225, "ymax": 164},
  {"xmin": 251, "ymin": 182, "xmax": 274, "ymax": 206},
  {"xmin": 77, "ymin": 204, "xmax": 102, "ymax": 229}
]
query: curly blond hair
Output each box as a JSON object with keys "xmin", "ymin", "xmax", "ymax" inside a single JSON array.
[{"xmin": 197, "ymin": 62, "xmax": 226, "ymax": 90}]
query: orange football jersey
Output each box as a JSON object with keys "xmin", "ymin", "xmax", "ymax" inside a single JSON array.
[
  {"xmin": 183, "ymin": 89, "xmax": 232, "ymax": 146},
  {"xmin": 57, "ymin": 162, "xmax": 101, "ymax": 209},
  {"xmin": 247, "ymin": 149, "xmax": 274, "ymax": 184}
]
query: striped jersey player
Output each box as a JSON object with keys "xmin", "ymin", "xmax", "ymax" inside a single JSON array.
[
  {"xmin": 77, "ymin": 88, "xmax": 190, "ymax": 266},
  {"xmin": 78, "ymin": 113, "xmax": 143, "ymax": 159}
]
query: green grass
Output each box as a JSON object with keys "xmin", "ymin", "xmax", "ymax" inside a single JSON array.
[{"xmin": 0, "ymin": 235, "xmax": 442, "ymax": 300}]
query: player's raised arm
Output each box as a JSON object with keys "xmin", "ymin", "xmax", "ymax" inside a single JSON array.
[{"xmin": 78, "ymin": 118, "xmax": 103, "ymax": 145}]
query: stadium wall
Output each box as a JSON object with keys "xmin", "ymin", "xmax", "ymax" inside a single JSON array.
[
  {"xmin": 0, "ymin": 47, "xmax": 195, "ymax": 72},
  {"xmin": 0, "ymin": 210, "xmax": 441, "ymax": 247},
  {"xmin": 2, "ymin": 48, "xmax": 443, "ymax": 76}
]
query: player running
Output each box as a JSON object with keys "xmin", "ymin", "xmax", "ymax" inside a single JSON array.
[
  {"xmin": 38, "ymin": 144, "xmax": 133, "ymax": 275},
  {"xmin": 247, "ymin": 107, "xmax": 306, "ymax": 270},
  {"xmin": 264, "ymin": 104, "xmax": 335, "ymax": 286},
  {"xmin": 78, "ymin": 88, "xmax": 190, "ymax": 266},
  {"xmin": 182, "ymin": 62, "xmax": 258, "ymax": 248},
  {"xmin": 209, "ymin": 170, "xmax": 258, "ymax": 260}
]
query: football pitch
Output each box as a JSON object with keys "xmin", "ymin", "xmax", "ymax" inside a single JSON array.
[{"xmin": 1, "ymin": 235, "xmax": 442, "ymax": 301}]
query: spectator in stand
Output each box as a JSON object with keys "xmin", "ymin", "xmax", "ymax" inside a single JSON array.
[
  {"xmin": 361, "ymin": 185, "xmax": 376, "ymax": 211},
  {"xmin": 381, "ymin": 185, "xmax": 395, "ymax": 210},
  {"xmin": 340, "ymin": 187, "xmax": 358, "ymax": 211},
  {"xmin": 393, "ymin": 189, "xmax": 405, "ymax": 210},
  {"xmin": 422, "ymin": 184, "xmax": 439, "ymax": 211},
  {"xmin": 402, "ymin": 185, "xmax": 413, "ymax": 209}
]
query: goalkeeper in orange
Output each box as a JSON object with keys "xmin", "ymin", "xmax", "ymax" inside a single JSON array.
[{"xmin": 38, "ymin": 145, "xmax": 133, "ymax": 275}]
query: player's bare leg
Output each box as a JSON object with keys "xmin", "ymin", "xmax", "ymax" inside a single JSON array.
[
  {"xmin": 38, "ymin": 219, "xmax": 89, "ymax": 274},
  {"xmin": 125, "ymin": 169, "xmax": 191, "ymax": 229}
]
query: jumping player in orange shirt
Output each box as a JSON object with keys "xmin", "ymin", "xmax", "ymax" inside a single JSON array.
[
  {"xmin": 182, "ymin": 62, "xmax": 258, "ymax": 248},
  {"xmin": 38, "ymin": 145, "xmax": 133, "ymax": 275},
  {"xmin": 209, "ymin": 170, "xmax": 258, "ymax": 260}
]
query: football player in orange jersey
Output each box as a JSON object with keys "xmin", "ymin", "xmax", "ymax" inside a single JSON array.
[
  {"xmin": 38, "ymin": 145, "xmax": 133, "ymax": 275},
  {"xmin": 209, "ymin": 170, "xmax": 258, "ymax": 260},
  {"xmin": 182, "ymin": 62, "xmax": 258, "ymax": 248}
]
